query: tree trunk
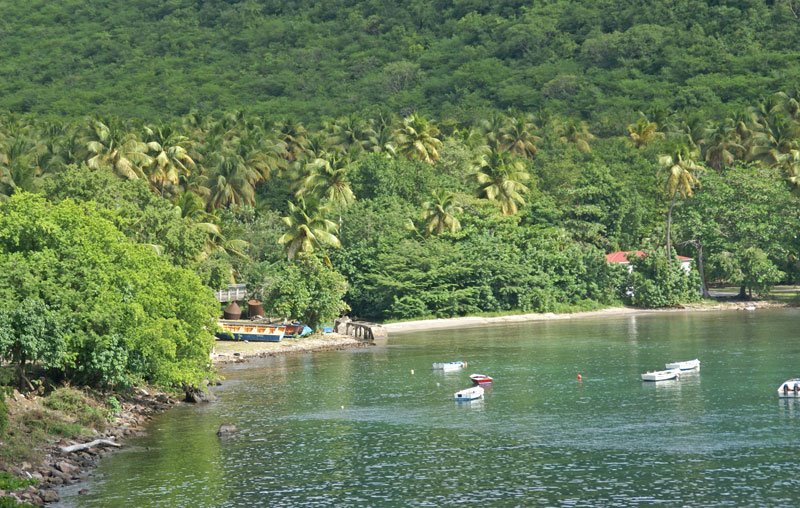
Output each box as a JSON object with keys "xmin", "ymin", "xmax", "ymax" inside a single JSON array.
[
  {"xmin": 738, "ymin": 285, "xmax": 747, "ymax": 299},
  {"xmin": 695, "ymin": 241, "xmax": 711, "ymax": 298},
  {"xmin": 666, "ymin": 195, "xmax": 676, "ymax": 266}
]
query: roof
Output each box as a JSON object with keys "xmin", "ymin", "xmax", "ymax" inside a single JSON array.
[{"xmin": 606, "ymin": 250, "xmax": 692, "ymax": 264}]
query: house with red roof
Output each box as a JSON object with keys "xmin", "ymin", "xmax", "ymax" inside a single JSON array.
[{"xmin": 606, "ymin": 250, "xmax": 693, "ymax": 273}]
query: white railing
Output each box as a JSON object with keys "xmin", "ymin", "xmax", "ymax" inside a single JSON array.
[{"xmin": 214, "ymin": 284, "xmax": 247, "ymax": 302}]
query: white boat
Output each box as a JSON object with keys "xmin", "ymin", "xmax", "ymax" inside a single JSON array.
[
  {"xmin": 641, "ymin": 368, "xmax": 681, "ymax": 382},
  {"xmin": 665, "ymin": 359, "xmax": 700, "ymax": 371},
  {"xmin": 433, "ymin": 361, "xmax": 467, "ymax": 372},
  {"xmin": 454, "ymin": 386, "xmax": 484, "ymax": 401},
  {"xmin": 778, "ymin": 379, "xmax": 800, "ymax": 397}
]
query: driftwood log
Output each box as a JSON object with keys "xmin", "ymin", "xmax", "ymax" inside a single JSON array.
[{"xmin": 60, "ymin": 439, "xmax": 122, "ymax": 454}]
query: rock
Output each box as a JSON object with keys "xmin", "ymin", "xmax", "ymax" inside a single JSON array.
[
  {"xmin": 40, "ymin": 489, "xmax": 60, "ymax": 503},
  {"xmin": 135, "ymin": 387, "xmax": 150, "ymax": 396},
  {"xmin": 184, "ymin": 387, "xmax": 216, "ymax": 403},
  {"xmin": 217, "ymin": 424, "xmax": 238, "ymax": 437},
  {"xmin": 55, "ymin": 461, "xmax": 79, "ymax": 475},
  {"xmin": 79, "ymin": 488, "xmax": 89, "ymax": 495}
]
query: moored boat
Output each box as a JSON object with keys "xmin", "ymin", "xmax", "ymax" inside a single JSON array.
[
  {"xmin": 216, "ymin": 320, "xmax": 285, "ymax": 342},
  {"xmin": 665, "ymin": 359, "xmax": 700, "ymax": 371},
  {"xmin": 454, "ymin": 386, "xmax": 484, "ymax": 401},
  {"xmin": 778, "ymin": 379, "xmax": 800, "ymax": 397},
  {"xmin": 433, "ymin": 361, "xmax": 467, "ymax": 371},
  {"xmin": 641, "ymin": 368, "xmax": 680, "ymax": 382},
  {"xmin": 469, "ymin": 374, "xmax": 493, "ymax": 385}
]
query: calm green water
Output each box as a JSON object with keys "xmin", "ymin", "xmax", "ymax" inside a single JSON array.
[{"xmin": 60, "ymin": 309, "xmax": 800, "ymax": 507}]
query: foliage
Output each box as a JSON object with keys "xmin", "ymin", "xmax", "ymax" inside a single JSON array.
[
  {"xmin": 0, "ymin": 390, "xmax": 6, "ymax": 438},
  {"xmin": 41, "ymin": 387, "xmax": 108, "ymax": 429},
  {"xmin": 674, "ymin": 164, "xmax": 800, "ymax": 295},
  {"xmin": 0, "ymin": 193, "xmax": 218, "ymax": 389},
  {"xmin": 253, "ymin": 254, "xmax": 349, "ymax": 330},
  {"xmin": 627, "ymin": 250, "xmax": 701, "ymax": 308}
]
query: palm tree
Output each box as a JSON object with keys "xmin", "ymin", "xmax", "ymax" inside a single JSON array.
[
  {"xmin": 748, "ymin": 112, "xmax": 800, "ymax": 168},
  {"xmin": 278, "ymin": 197, "xmax": 341, "ymax": 261},
  {"xmin": 556, "ymin": 118, "xmax": 595, "ymax": 153},
  {"xmin": 702, "ymin": 119, "xmax": 745, "ymax": 171},
  {"xmin": 207, "ymin": 152, "xmax": 260, "ymax": 210},
  {"xmin": 421, "ymin": 190, "xmax": 462, "ymax": 235},
  {"xmin": 500, "ymin": 114, "xmax": 541, "ymax": 159},
  {"xmin": 394, "ymin": 113, "xmax": 442, "ymax": 164},
  {"xmin": 143, "ymin": 124, "xmax": 196, "ymax": 196},
  {"xmin": 474, "ymin": 149, "xmax": 530, "ymax": 215},
  {"xmin": 363, "ymin": 115, "xmax": 397, "ymax": 157},
  {"xmin": 0, "ymin": 134, "xmax": 47, "ymax": 197},
  {"xmin": 85, "ymin": 119, "xmax": 152, "ymax": 180},
  {"xmin": 298, "ymin": 154, "xmax": 355, "ymax": 208},
  {"xmin": 627, "ymin": 115, "xmax": 662, "ymax": 148},
  {"xmin": 659, "ymin": 145, "xmax": 702, "ymax": 263},
  {"xmin": 275, "ymin": 119, "xmax": 308, "ymax": 162}
]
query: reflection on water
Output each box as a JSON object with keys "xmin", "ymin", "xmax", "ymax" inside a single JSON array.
[{"xmin": 59, "ymin": 309, "xmax": 800, "ymax": 507}]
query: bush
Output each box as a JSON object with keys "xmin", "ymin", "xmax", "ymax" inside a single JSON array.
[
  {"xmin": 42, "ymin": 388, "xmax": 107, "ymax": 429},
  {"xmin": 627, "ymin": 249, "xmax": 701, "ymax": 308}
]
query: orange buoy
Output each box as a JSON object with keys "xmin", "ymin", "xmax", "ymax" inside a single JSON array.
[{"xmin": 577, "ymin": 373, "xmax": 582, "ymax": 381}]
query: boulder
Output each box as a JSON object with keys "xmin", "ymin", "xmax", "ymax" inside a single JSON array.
[
  {"xmin": 184, "ymin": 387, "xmax": 216, "ymax": 403},
  {"xmin": 216, "ymin": 424, "xmax": 238, "ymax": 437},
  {"xmin": 40, "ymin": 489, "xmax": 60, "ymax": 503}
]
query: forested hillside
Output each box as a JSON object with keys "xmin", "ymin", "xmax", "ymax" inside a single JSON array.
[
  {"xmin": 3, "ymin": 0, "xmax": 800, "ymax": 128},
  {"xmin": 2, "ymin": 0, "xmax": 800, "ymax": 391}
]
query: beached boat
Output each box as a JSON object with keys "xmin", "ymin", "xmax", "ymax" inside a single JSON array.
[
  {"xmin": 641, "ymin": 368, "xmax": 680, "ymax": 382},
  {"xmin": 282, "ymin": 323, "xmax": 312, "ymax": 338},
  {"xmin": 432, "ymin": 361, "xmax": 467, "ymax": 371},
  {"xmin": 665, "ymin": 359, "xmax": 701, "ymax": 371},
  {"xmin": 216, "ymin": 321, "xmax": 285, "ymax": 342},
  {"xmin": 469, "ymin": 374, "xmax": 493, "ymax": 385},
  {"xmin": 778, "ymin": 379, "xmax": 800, "ymax": 397},
  {"xmin": 454, "ymin": 386, "xmax": 484, "ymax": 401}
]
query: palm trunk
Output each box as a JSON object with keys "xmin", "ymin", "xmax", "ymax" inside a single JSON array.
[
  {"xmin": 695, "ymin": 241, "xmax": 711, "ymax": 298},
  {"xmin": 666, "ymin": 195, "xmax": 676, "ymax": 265}
]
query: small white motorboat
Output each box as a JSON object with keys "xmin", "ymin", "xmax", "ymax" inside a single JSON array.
[
  {"xmin": 454, "ymin": 386, "xmax": 484, "ymax": 401},
  {"xmin": 469, "ymin": 374, "xmax": 493, "ymax": 385},
  {"xmin": 665, "ymin": 359, "xmax": 701, "ymax": 371},
  {"xmin": 778, "ymin": 379, "xmax": 800, "ymax": 397},
  {"xmin": 641, "ymin": 368, "xmax": 680, "ymax": 382},
  {"xmin": 433, "ymin": 361, "xmax": 467, "ymax": 372}
]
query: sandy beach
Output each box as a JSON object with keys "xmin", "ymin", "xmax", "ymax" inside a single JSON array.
[
  {"xmin": 382, "ymin": 300, "xmax": 788, "ymax": 334},
  {"xmin": 211, "ymin": 333, "xmax": 365, "ymax": 363}
]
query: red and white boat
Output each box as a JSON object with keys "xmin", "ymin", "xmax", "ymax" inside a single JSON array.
[{"xmin": 469, "ymin": 374, "xmax": 493, "ymax": 385}]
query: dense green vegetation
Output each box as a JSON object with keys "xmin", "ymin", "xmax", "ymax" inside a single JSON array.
[
  {"xmin": 2, "ymin": 0, "xmax": 800, "ymax": 128},
  {"xmin": 2, "ymin": 0, "xmax": 800, "ymax": 394}
]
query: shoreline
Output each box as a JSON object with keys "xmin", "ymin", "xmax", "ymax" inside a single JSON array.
[
  {"xmin": 382, "ymin": 300, "xmax": 790, "ymax": 334},
  {"xmin": 4, "ymin": 302, "xmax": 791, "ymax": 504}
]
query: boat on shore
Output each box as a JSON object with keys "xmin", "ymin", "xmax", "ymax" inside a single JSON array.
[
  {"xmin": 454, "ymin": 386, "xmax": 484, "ymax": 401},
  {"xmin": 216, "ymin": 320, "xmax": 285, "ymax": 342},
  {"xmin": 433, "ymin": 361, "xmax": 467, "ymax": 371},
  {"xmin": 665, "ymin": 359, "xmax": 700, "ymax": 371},
  {"xmin": 778, "ymin": 379, "xmax": 800, "ymax": 397},
  {"xmin": 641, "ymin": 368, "xmax": 680, "ymax": 382},
  {"xmin": 469, "ymin": 374, "xmax": 493, "ymax": 385}
]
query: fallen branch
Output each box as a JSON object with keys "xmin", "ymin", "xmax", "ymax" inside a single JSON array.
[{"xmin": 60, "ymin": 439, "xmax": 121, "ymax": 454}]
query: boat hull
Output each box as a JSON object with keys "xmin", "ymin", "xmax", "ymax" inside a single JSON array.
[
  {"xmin": 216, "ymin": 321, "xmax": 285, "ymax": 342},
  {"xmin": 778, "ymin": 379, "xmax": 800, "ymax": 397},
  {"xmin": 454, "ymin": 386, "xmax": 484, "ymax": 401},
  {"xmin": 470, "ymin": 374, "xmax": 493, "ymax": 385},
  {"xmin": 641, "ymin": 369, "xmax": 680, "ymax": 382},
  {"xmin": 433, "ymin": 361, "xmax": 467, "ymax": 371},
  {"xmin": 665, "ymin": 359, "xmax": 700, "ymax": 371}
]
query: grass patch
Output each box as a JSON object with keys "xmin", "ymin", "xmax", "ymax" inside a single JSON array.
[
  {"xmin": 0, "ymin": 387, "xmax": 113, "ymax": 467},
  {"xmin": 0, "ymin": 471, "xmax": 36, "ymax": 490}
]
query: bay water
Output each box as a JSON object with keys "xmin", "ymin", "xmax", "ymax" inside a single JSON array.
[{"xmin": 59, "ymin": 309, "xmax": 800, "ymax": 506}]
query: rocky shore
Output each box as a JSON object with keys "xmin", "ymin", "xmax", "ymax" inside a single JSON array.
[
  {"xmin": 1, "ymin": 333, "xmax": 366, "ymax": 505},
  {"xmin": 1, "ymin": 388, "xmax": 180, "ymax": 506}
]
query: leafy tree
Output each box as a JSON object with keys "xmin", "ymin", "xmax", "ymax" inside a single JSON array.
[
  {"xmin": 254, "ymin": 254, "xmax": 349, "ymax": 330},
  {"xmin": 627, "ymin": 250, "xmax": 701, "ymax": 308}
]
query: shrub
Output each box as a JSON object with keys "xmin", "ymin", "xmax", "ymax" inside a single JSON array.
[{"xmin": 0, "ymin": 390, "xmax": 7, "ymax": 438}]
